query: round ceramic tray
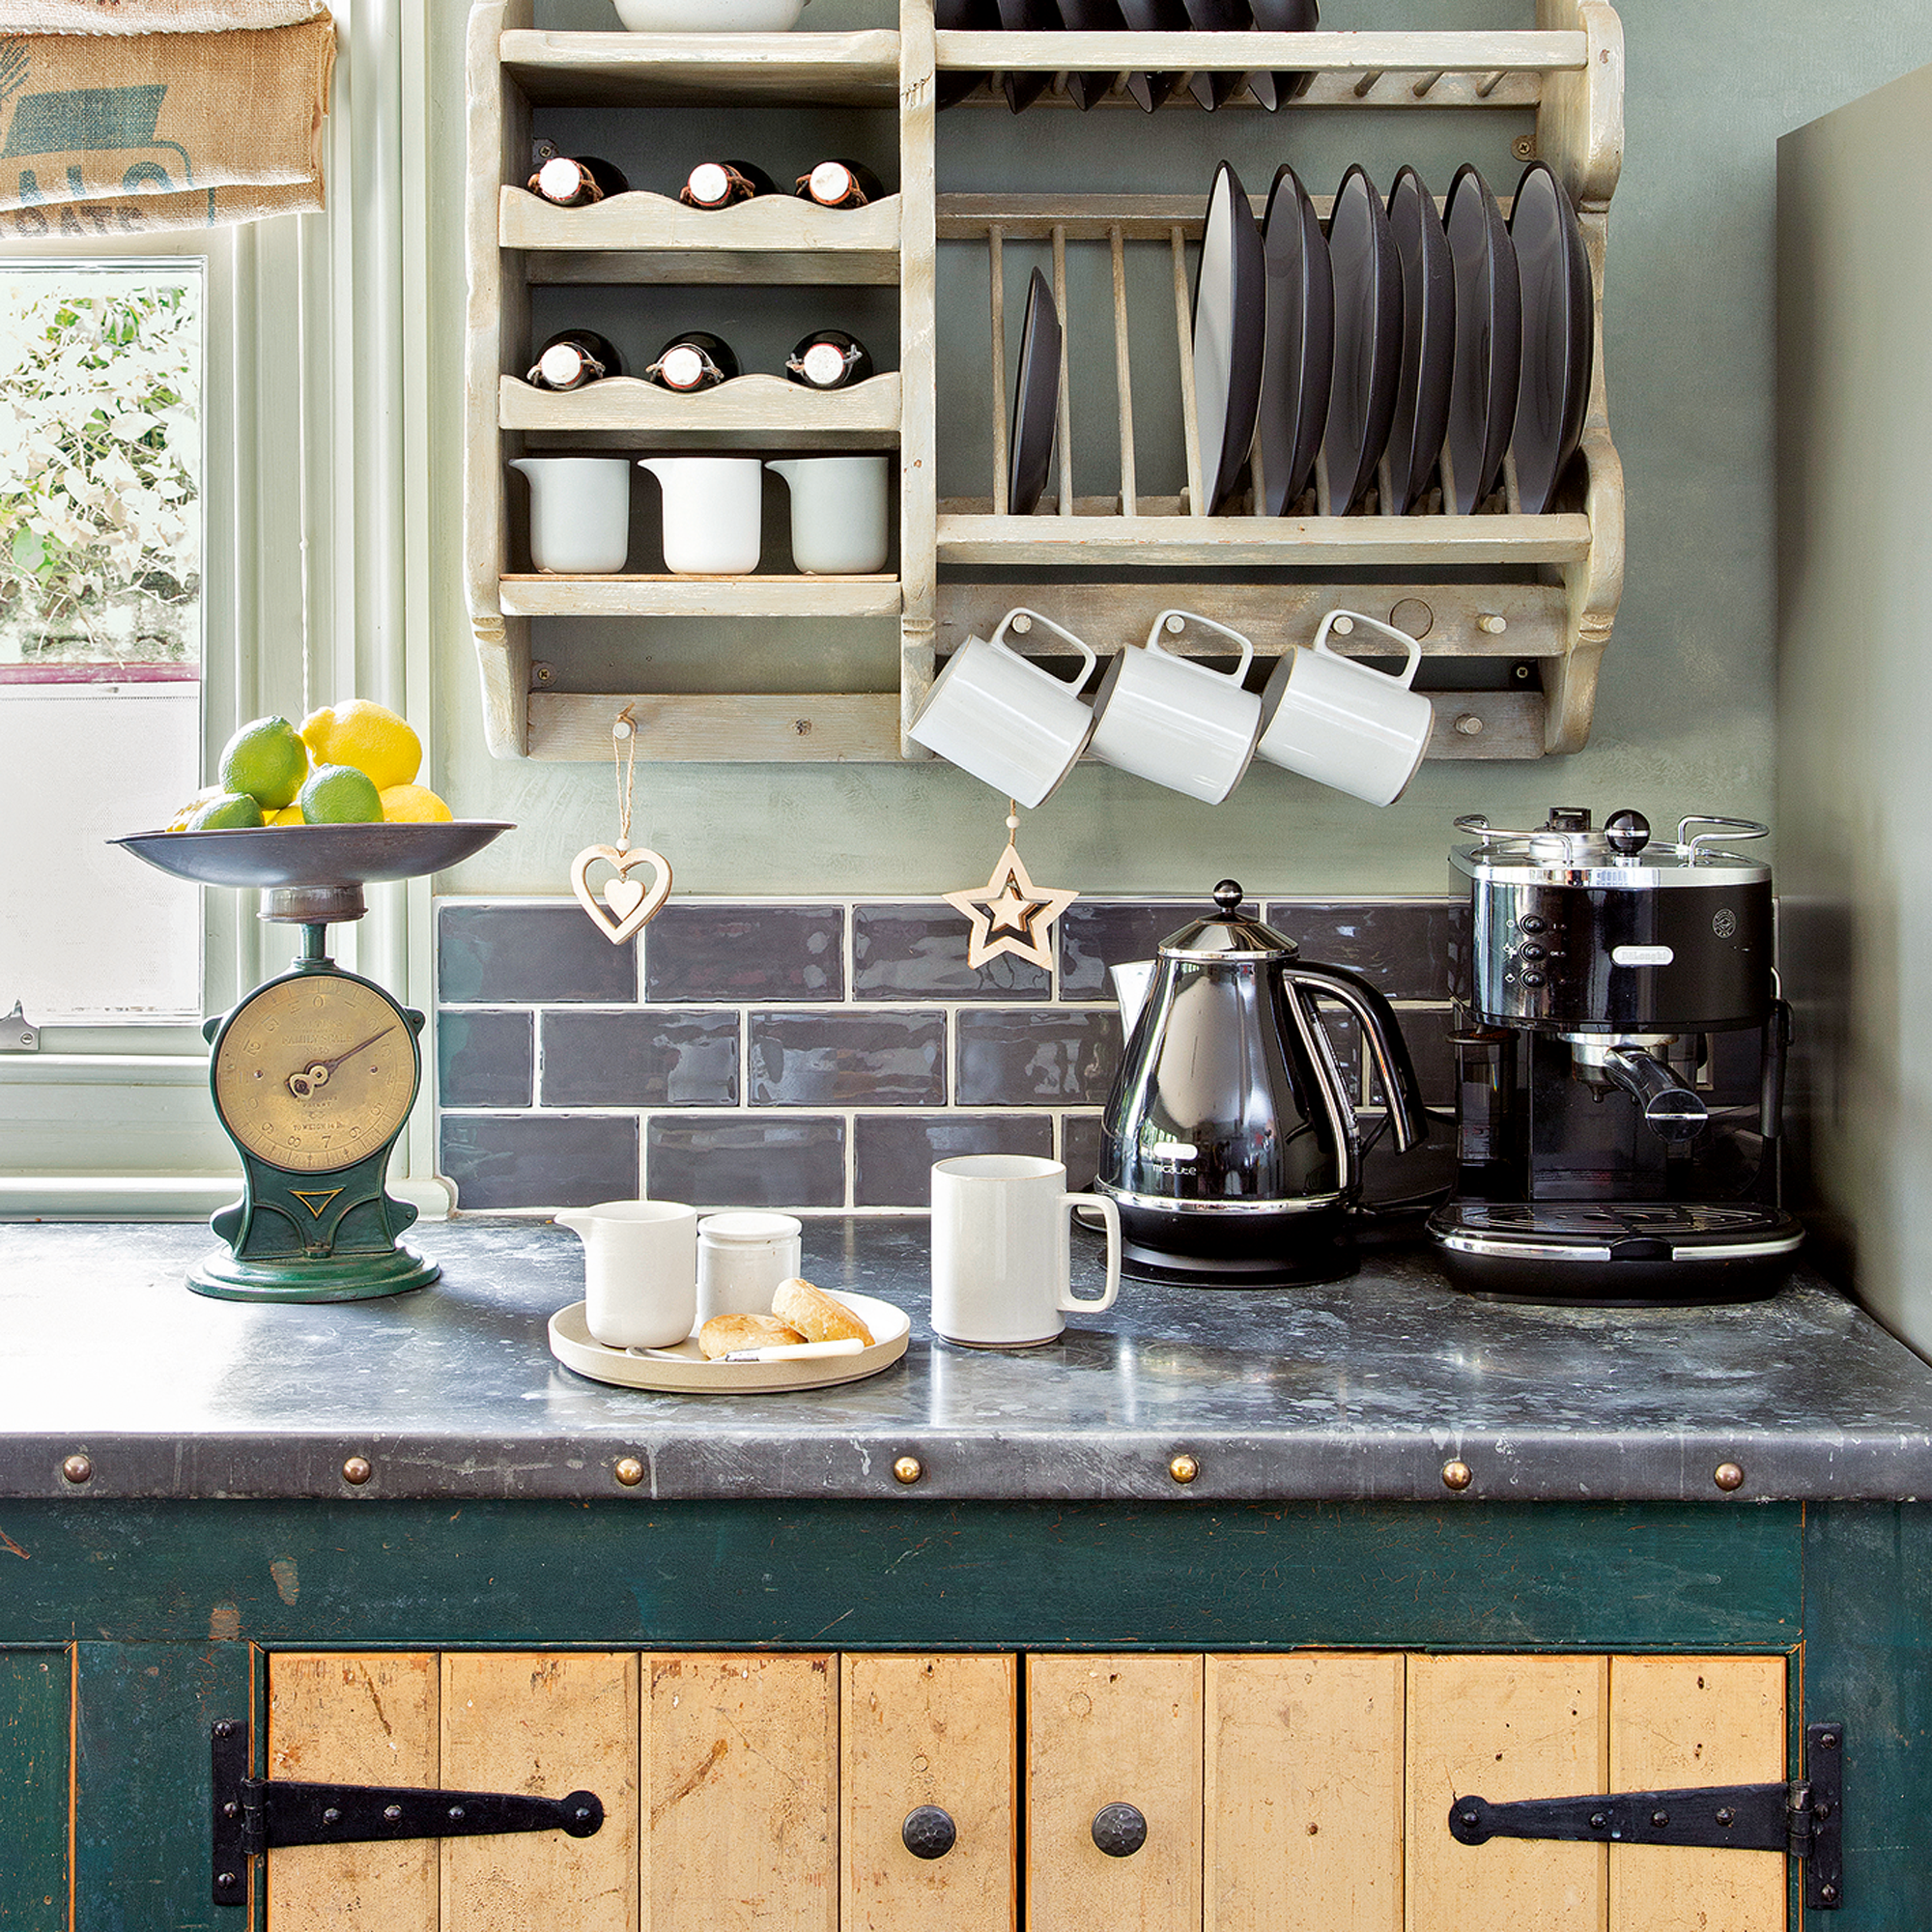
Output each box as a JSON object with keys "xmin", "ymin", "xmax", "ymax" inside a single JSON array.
[
  {"xmin": 112, "ymin": 821, "xmax": 515, "ymax": 891},
  {"xmin": 549, "ymin": 1289, "xmax": 910, "ymax": 1394}
]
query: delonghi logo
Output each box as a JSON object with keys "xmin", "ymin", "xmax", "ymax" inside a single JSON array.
[{"xmin": 1712, "ymin": 908, "xmax": 1739, "ymax": 940}]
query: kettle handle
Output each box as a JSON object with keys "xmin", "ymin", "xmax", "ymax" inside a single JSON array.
[{"xmin": 1282, "ymin": 964, "xmax": 1428, "ymax": 1153}]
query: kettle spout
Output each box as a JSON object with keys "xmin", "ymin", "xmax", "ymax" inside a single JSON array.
[{"xmin": 1111, "ymin": 959, "xmax": 1155, "ymax": 1037}]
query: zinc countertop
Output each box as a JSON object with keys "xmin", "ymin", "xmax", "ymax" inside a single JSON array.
[{"xmin": 1, "ymin": 1217, "xmax": 1929, "ymax": 1505}]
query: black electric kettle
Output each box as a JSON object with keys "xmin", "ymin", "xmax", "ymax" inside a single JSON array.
[{"xmin": 1097, "ymin": 881, "xmax": 1427, "ymax": 1286}]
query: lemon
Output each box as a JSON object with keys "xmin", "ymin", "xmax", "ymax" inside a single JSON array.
[
  {"xmin": 188, "ymin": 792, "xmax": 266, "ymax": 831},
  {"xmin": 168, "ymin": 784, "xmax": 225, "ymax": 831},
  {"xmin": 379, "ymin": 782, "xmax": 453, "ymax": 824},
  {"xmin": 266, "ymin": 804, "xmax": 305, "ymax": 826},
  {"xmin": 298, "ymin": 763, "xmax": 384, "ymax": 825},
  {"xmin": 218, "ymin": 716, "xmax": 309, "ymax": 809},
  {"xmin": 299, "ymin": 699, "xmax": 421, "ymax": 792}
]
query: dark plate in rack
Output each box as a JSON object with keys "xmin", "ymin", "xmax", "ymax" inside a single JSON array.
[
  {"xmin": 1509, "ymin": 158, "xmax": 1593, "ymax": 515},
  {"xmin": 937, "ymin": 0, "xmax": 1002, "ymax": 108},
  {"xmin": 1116, "ymin": 0, "xmax": 1186, "ymax": 110},
  {"xmin": 1009, "ymin": 266, "xmax": 1063, "ymax": 516},
  {"xmin": 1058, "ymin": 0, "xmax": 1128, "ymax": 107},
  {"xmin": 1192, "ymin": 159, "xmax": 1266, "ymax": 514},
  {"xmin": 1257, "ymin": 162, "xmax": 1332, "ymax": 515},
  {"xmin": 1247, "ymin": 0, "xmax": 1317, "ymax": 112},
  {"xmin": 1180, "ymin": 0, "xmax": 1248, "ymax": 109},
  {"xmin": 113, "ymin": 822, "xmax": 516, "ymax": 892},
  {"xmin": 1384, "ymin": 165, "xmax": 1456, "ymax": 514},
  {"xmin": 1443, "ymin": 164, "xmax": 1520, "ymax": 513},
  {"xmin": 996, "ymin": 0, "xmax": 1059, "ymax": 112},
  {"xmin": 1321, "ymin": 163, "xmax": 1403, "ymax": 513}
]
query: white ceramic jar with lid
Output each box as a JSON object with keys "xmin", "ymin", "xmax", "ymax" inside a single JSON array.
[{"xmin": 696, "ymin": 1211, "xmax": 804, "ymax": 1327}]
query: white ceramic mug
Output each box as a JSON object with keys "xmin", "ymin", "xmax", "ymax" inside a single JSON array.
[
  {"xmin": 1256, "ymin": 609, "xmax": 1435, "ymax": 807},
  {"xmin": 1086, "ymin": 611, "xmax": 1264, "ymax": 804},
  {"xmin": 929, "ymin": 1154, "xmax": 1122, "ymax": 1348},
  {"xmin": 509, "ymin": 457, "xmax": 632, "ymax": 575},
  {"xmin": 554, "ymin": 1199, "xmax": 698, "ymax": 1350},
  {"xmin": 696, "ymin": 1210, "xmax": 804, "ymax": 1327},
  {"xmin": 767, "ymin": 456, "xmax": 891, "ymax": 575},
  {"xmin": 908, "ymin": 608, "xmax": 1098, "ymax": 809},
  {"xmin": 638, "ymin": 456, "xmax": 763, "ymax": 575}
]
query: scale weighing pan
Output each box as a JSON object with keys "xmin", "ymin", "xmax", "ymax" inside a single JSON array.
[{"xmin": 115, "ymin": 821, "xmax": 514, "ymax": 892}]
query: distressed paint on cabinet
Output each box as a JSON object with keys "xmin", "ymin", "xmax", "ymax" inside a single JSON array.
[{"xmin": 0, "ymin": 1648, "xmax": 68, "ymax": 1929}]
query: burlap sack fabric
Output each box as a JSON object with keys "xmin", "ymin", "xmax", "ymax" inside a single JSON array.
[{"xmin": 0, "ymin": 7, "xmax": 334, "ymax": 236}]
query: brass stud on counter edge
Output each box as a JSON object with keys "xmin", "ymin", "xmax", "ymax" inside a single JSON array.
[
  {"xmin": 1714, "ymin": 1461, "xmax": 1746, "ymax": 1492},
  {"xmin": 613, "ymin": 1456, "xmax": 644, "ymax": 1488},
  {"xmin": 341, "ymin": 1455, "xmax": 372, "ymax": 1487},
  {"xmin": 61, "ymin": 1453, "xmax": 91, "ymax": 1485},
  {"xmin": 893, "ymin": 1455, "xmax": 923, "ymax": 1486},
  {"xmin": 1441, "ymin": 1458, "xmax": 1474, "ymax": 1492},
  {"xmin": 1169, "ymin": 1453, "xmax": 1199, "ymax": 1485}
]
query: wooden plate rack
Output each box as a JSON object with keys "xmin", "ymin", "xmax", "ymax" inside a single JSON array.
[{"xmin": 466, "ymin": 0, "xmax": 1624, "ymax": 767}]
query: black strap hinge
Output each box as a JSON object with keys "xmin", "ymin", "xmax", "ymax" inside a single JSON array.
[
  {"xmin": 1448, "ymin": 1719, "xmax": 1843, "ymax": 1911},
  {"xmin": 212, "ymin": 1718, "xmax": 604, "ymax": 1907}
]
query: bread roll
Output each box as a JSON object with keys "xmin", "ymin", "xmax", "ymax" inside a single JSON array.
[
  {"xmin": 772, "ymin": 1277, "xmax": 873, "ymax": 1347},
  {"xmin": 698, "ymin": 1313, "xmax": 806, "ymax": 1360}
]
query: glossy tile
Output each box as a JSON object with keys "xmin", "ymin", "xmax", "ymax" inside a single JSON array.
[
  {"xmin": 644, "ymin": 904, "xmax": 844, "ymax": 1003},
  {"xmin": 541, "ymin": 1009, "xmax": 738, "ymax": 1108},
  {"xmin": 853, "ymin": 905, "xmax": 1050, "ymax": 1001},
  {"xmin": 1263, "ymin": 898, "xmax": 1468, "ymax": 1002},
  {"xmin": 439, "ymin": 904, "xmax": 636, "ymax": 1005},
  {"xmin": 646, "ymin": 1114, "xmax": 846, "ymax": 1208},
  {"xmin": 853, "ymin": 1113, "xmax": 1055, "ymax": 1208},
  {"xmin": 955, "ymin": 1008, "xmax": 1122, "ymax": 1107},
  {"xmin": 439, "ymin": 1113, "xmax": 639, "ymax": 1210},
  {"xmin": 1061, "ymin": 1112, "xmax": 1106, "ymax": 1191},
  {"xmin": 1057, "ymin": 896, "xmax": 1255, "ymax": 999},
  {"xmin": 1367, "ymin": 1006, "xmax": 1456, "ymax": 1109},
  {"xmin": 749, "ymin": 1010, "xmax": 945, "ymax": 1107},
  {"xmin": 437, "ymin": 1010, "xmax": 533, "ymax": 1110}
]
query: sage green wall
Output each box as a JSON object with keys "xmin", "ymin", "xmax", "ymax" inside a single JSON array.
[{"xmin": 427, "ymin": 1, "xmax": 1932, "ymax": 898}]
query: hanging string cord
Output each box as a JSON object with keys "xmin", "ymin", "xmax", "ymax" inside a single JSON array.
[
  {"xmin": 296, "ymin": 228, "xmax": 311, "ymax": 722},
  {"xmin": 612, "ymin": 704, "xmax": 638, "ymax": 850}
]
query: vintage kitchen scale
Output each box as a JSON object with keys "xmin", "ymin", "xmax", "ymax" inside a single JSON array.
[{"xmin": 116, "ymin": 820, "xmax": 510, "ymax": 1302}]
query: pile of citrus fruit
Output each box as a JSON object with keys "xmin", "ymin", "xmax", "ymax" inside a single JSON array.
[{"xmin": 170, "ymin": 702, "xmax": 454, "ymax": 831}]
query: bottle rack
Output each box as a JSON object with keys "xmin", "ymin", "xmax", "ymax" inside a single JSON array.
[{"xmin": 465, "ymin": 0, "xmax": 1623, "ymax": 766}]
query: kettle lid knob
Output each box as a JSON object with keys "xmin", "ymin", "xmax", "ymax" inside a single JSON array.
[{"xmin": 1212, "ymin": 880, "xmax": 1244, "ymax": 915}]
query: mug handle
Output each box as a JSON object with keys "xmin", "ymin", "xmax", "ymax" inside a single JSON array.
[
  {"xmin": 1145, "ymin": 609, "xmax": 1256, "ymax": 685},
  {"xmin": 991, "ymin": 607, "xmax": 1099, "ymax": 694},
  {"xmin": 1058, "ymin": 1193, "xmax": 1122, "ymax": 1312},
  {"xmin": 1312, "ymin": 610, "xmax": 1424, "ymax": 689}
]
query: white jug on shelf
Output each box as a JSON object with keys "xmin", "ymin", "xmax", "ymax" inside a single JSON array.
[
  {"xmin": 508, "ymin": 456, "xmax": 632, "ymax": 575},
  {"xmin": 638, "ymin": 456, "xmax": 763, "ymax": 575},
  {"xmin": 766, "ymin": 456, "xmax": 891, "ymax": 574}
]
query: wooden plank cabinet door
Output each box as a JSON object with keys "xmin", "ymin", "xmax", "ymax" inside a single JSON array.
[
  {"xmin": 843, "ymin": 1654, "xmax": 1017, "ymax": 1932},
  {"xmin": 1027, "ymin": 1655, "xmax": 1203, "ymax": 1932},
  {"xmin": 1608, "ymin": 1656, "xmax": 1787, "ymax": 1932},
  {"xmin": 1206, "ymin": 1652, "xmax": 1405, "ymax": 1932},
  {"xmin": 643, "ymin": 1652, "xmax": 839, "ymax": 1932},
  {"xmin": 1406, "ymin": 1653, "xmax": 1610, "ymax": 1932}
]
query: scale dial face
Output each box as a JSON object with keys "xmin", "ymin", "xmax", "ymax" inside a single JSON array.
[{"xmin": 213, "ymin": 973, "xmax": 416, "ymax": 1175}]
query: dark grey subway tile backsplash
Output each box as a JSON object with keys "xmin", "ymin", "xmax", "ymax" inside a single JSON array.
[{"xmin": 437, "ymin": 894, "xmax": 1463, "ymax": 1213}]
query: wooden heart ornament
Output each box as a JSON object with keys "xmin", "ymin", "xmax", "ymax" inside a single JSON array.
[{"xmin": 570, "ymin": 842, "xmax": 672, "ymax": 944}]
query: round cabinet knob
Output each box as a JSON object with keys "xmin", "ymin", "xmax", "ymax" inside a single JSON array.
[
  {"xmin": 1092, "ymin": 1802, "xmax": 1149, "ymax": 1858},
  {"xmin": 1605, "ymin": 809, "xmax": 1651, "ymax": 856},
  {"xmin": 902, "ymin": 1804, "xmax": 957, "ymax": 1860}
]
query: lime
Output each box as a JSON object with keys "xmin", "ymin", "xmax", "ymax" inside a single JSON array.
[
  {"xmin": 217, "ymin": 716, "xmax": 309, "ymax": 809},
  {"xmin": 298, "ymin": 763, "xmax": 384, "ymax": 825},
  {"xmin": 299, "ymin": 699, "xmax": 421, "ymax": 791},
  {"xmin": 187, "ymin": 792, "xmax": 266, "ymax": 831},
  {"xmin": 379, "ymin": 782, "xmax": 453, "ymax": 824}
]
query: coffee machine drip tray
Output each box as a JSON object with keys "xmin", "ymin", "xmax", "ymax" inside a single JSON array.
[{"xmin": 1428, "ymin": 1200, "xmax": 1804, "ymax": 1306}]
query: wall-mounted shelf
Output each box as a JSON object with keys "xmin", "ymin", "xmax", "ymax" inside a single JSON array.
[{"xmin": 466, "ymin": 0, "xmax": 1624, "ymax": 767}]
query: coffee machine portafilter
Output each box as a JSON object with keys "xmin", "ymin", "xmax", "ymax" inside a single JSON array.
[{"xmin": 1428, "ymin": 807, "xmax": 1803, "ymax": 1304}]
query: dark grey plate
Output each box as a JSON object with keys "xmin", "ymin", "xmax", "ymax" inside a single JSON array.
[
  {"xmin": 1443, "ymin": 163, "xmax": 1521, "ymax": 514},
  {"xmin": 113, "ymin": 822, "xmax": 515, "ymax": 891},
  {"xmin": 996, "ymin": 0, "xmax": 1058, "ymax": 112},
  {"xmin": 1116, "ymin": 0, "xmax": 1186, "ymax": 110},
  {"xmin": 1059, "ymin": 0, "xmax": 1126, "ymax": 107},
  {"xmin": 1510, "ymin": 159, "xmax": 1594, "ymax": 516},
  {"xmin": 1321, "ymin": 164, "xmax": 1403, "ymax": 513},
  {"xmin": 1257, "ymin": 162, "xmax": 1332, "ymax": 515},
  {"xmin": 1181, "ymin": 0, "xmax": 1248, "ymax": 108},
  {"xmin": 1192, "ymin": 159, "xmax": 1266, "ymax": 514},
  {"xmin": 1009, "ymin": 267, "xmax": 1062, "ymax": 516},
  {"xmin": 1385, "ymin": 166, "xmax": 1457, "ymax": 514},
  {"xmin": 1247, "ymin": 0, "xmax": 1317, "ymax": 112},
  {"xmin": 937, "ymin": 0, "xmax": 1001, "ymax": 109}
]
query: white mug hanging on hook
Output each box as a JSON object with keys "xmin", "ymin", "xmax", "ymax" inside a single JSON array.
[
  {"xmin": 1086, "ymin": 611, "xmax": 1263, "ymax": 805},
  {"xmin": 570, "ymin": 707, "xmax": 673, "ymax": 944},
  {"xmin": 1255, "ymin": 610, "xmax": 1435, "ymax": 807}
]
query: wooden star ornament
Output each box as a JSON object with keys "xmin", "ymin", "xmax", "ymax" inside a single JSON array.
[{"xmin": 944, "ymin": 808, "xmax": 1078, "ymax": 972}]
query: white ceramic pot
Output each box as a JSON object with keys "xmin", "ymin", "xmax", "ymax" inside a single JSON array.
[
  {"xmin": 554, "ymin": 1199, "xmax": 698, "ymax": 1350},
  {"xmin": 767, "ymin": 456, "xmax": 891, "ymax": 575},
  {"xmin": 907, "ymin": 608, "xmax": 1098, "ymax": 809},
  {"xmin": 1255, "ymin": 609, "xmax": 1435, "ymax": 807},
  {"xmin": 696, "ymin": 1211, "xmax": 804, "ymax": 1328},
  {"xmin": 639, "ymin": 456, "xmax": 763, "ymax": 576},
  {"xmin": 509, "ymin": 456, "xmax": 631, "ymax": 575},
  {"xmin": 614, "ymin": 0, "xmax": 808, "ymax": 28},
  {"xmin": 1086, "ymin": 610, "xmax": 1263, "ymax": 804}
]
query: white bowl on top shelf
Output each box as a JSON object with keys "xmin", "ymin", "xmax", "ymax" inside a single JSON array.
[{"xmin": 612, "ymin": 0, "xmax": 809, "ymax": 27}]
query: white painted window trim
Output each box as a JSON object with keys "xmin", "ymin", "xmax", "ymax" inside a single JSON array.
[{"xmin": 0, "ymin": 0, "xmax": 446, "ymax": 1219}]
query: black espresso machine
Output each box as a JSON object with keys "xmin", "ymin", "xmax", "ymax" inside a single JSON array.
[{"xmin": 1427, "ymin": 807, "xmax": 1804, "ymax": 1302}]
